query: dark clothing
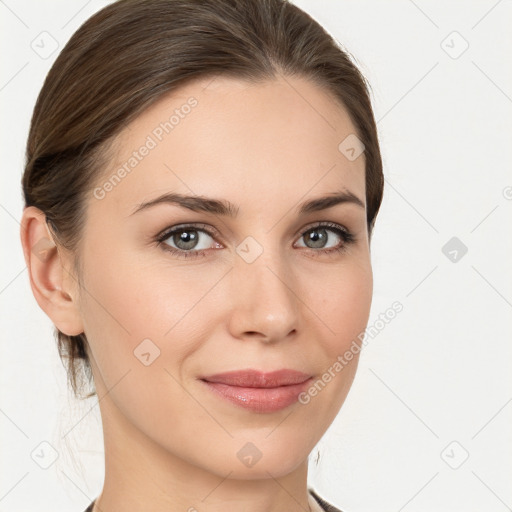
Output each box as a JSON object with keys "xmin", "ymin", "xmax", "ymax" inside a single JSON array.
[
  {"xmin": 83, "ymin": 488, "xmax": 343, "ymax": 511},
  {"xmin": 309, "ymin": 488, "xmax": 344, "ymax": 512}
]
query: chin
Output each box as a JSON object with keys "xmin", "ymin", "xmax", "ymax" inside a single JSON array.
[
  {"xmin": 225, "ymin": 443, "xmax": 308, "ymax": 480},
  {"xmin": 219, "ymin": 458, "xmax": 305, "ymax": 481}
]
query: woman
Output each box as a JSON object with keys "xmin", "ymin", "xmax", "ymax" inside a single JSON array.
[{"xmin": 19, "ymin": 0, "xmax": 384, "ymax": 510}]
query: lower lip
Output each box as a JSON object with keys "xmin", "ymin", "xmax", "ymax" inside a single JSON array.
[{"xmin": 200, "ymin": 378, "xmax": 313, "ymax": 413}]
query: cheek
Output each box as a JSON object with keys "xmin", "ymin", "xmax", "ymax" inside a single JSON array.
[
  {"xmin": 78, "ymin": 244, "xmax": 229, "ymax": 382},
  {"xmin": 300, "ymin": 257, "xmax": 373, "ymax": 352},
  {"xmin": 297, "ymin": 259, "xmax": 372, "ymax": 407},
  {"xmin": 77, "ymin": 248, "xmax": 217, "ymax": 442}
]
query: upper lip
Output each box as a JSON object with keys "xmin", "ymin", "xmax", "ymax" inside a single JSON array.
[{"xmin": 200, "ymin": 369, "xmax": 312, "ymax": 388}]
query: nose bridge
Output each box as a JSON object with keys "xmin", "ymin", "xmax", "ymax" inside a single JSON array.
[{"xmin": 228, "ymin": 235, "xmax": 299, "ymax": 340}]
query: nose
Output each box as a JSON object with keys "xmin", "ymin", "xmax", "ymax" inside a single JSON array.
[{"xmin": 227, "ymin": 246, "xmax": 299, "ymax": 344}]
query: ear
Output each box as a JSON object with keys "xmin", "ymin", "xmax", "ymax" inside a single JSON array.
[{"xmin": 20, "ymin": 206, "xmax": 84, "ymax": 336}]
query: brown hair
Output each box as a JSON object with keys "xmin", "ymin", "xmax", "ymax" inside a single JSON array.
[{"xmin": 22, "ymin": 0, "xmax": 384, "ymax": 400}]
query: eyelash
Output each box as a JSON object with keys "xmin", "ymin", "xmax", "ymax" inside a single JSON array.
[{"xmin": 154, "ymin": 221, "xmax": 356, "ymax": 260}]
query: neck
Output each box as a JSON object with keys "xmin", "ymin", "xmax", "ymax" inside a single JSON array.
[{"xmin": 93, "ymin": 392, "xmax": 312, "ymax": 512}]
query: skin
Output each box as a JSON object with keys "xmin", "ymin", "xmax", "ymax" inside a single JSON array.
[{"xmin": 20, "ymin": 74, "xmax": 373, "ymax": 512}]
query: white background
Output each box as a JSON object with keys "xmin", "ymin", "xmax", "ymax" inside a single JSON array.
[{"xmin": 1, "ymin": 1, "xmax": 511, "ymax": 511}]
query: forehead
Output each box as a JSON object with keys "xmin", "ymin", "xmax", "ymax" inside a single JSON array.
[{"xmin": 91, "ymin": 74, "xmax": 366, "ymax": 216}]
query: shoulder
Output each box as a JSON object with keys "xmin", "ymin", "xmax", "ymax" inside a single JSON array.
[{"xmin": 308, "ymin": 487, "xmax": 346, "ymax": 512}]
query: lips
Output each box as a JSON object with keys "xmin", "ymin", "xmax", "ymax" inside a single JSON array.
[
  {"xmin": 200, "ymin": 369, "xmax": 312, "ymax": 387},
  {"xmin": 199, "ymin": 369, "xmax": 313, "ymax": 413}
]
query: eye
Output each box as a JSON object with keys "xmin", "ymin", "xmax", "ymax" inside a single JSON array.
[
  {"xmin": 156, "ymin": 223, "xmax": 220, "ymax": 259},
  {"xmin": 294, "ymin": 222, "xmax": 355, "ymax": 256}
]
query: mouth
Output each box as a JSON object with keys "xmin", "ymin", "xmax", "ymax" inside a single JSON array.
[{"xmin": 199, "ymin": 369, "xmax": 313, "ymax": 413}]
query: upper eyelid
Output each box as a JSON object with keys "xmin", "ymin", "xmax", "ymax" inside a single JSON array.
[{"xmin": 157, "ymin": 222, "xmax": 219, "ymax": 241}]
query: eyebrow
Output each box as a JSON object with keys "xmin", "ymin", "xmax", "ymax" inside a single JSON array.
[{"xmin": 129, "ymin": 190, "xmax": 365, "ymax": 217}]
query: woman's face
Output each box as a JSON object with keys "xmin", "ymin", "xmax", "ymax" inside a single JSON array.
[{"xmin": 76, "ymin": 75, "xmax": 372, "ymax": 479}]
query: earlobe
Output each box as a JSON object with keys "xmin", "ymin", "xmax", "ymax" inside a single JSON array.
[{"xmin": 20, "ymin": 206, "xmax": 84, "ymax": 336}]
